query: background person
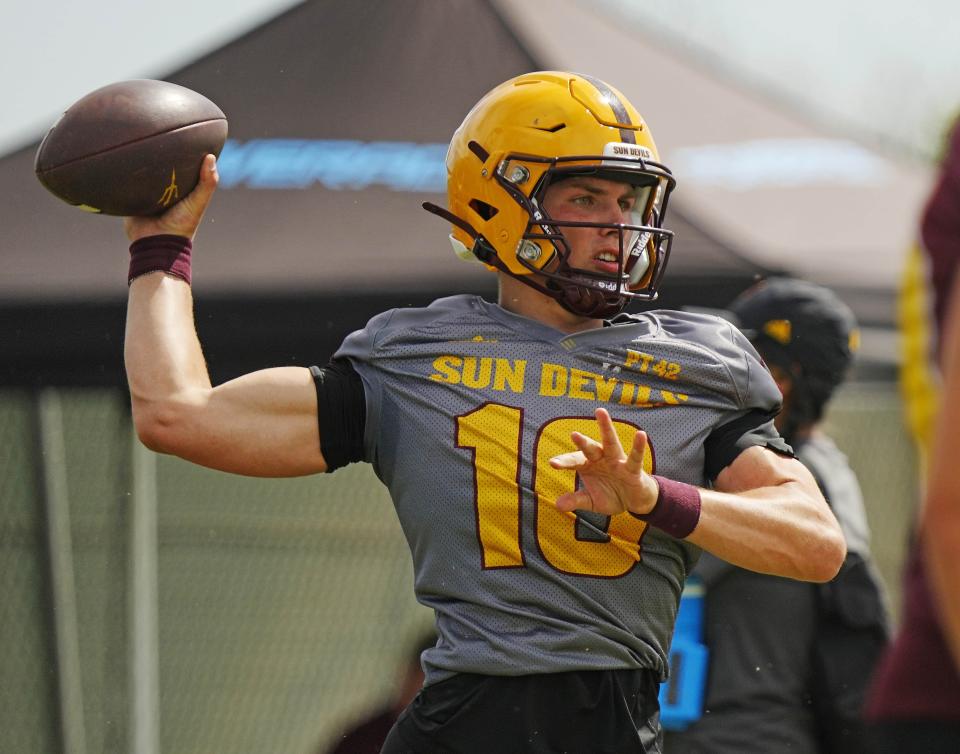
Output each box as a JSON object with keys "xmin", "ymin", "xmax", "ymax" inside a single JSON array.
[
  {"xmin": 664, "ymin": 277, "xmax": 890, "ymax": 754},
  {"xmin": 864, "ymin": 115, "xmax": 960, "ymax": 752},
  {"xmin": 321, "ymin": 631, "xmax": 436, "ymax": 754}
]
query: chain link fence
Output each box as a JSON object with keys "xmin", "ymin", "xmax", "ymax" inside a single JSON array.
[
  {"xmin": 0, "ymin": 382, "xmax": 915, "ymax": 753},
  {"xmin": 0, "ymin": 393, "xmax": 59, "ymax": 754}
]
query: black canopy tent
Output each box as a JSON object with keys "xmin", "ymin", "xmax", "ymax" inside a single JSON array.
[{"xmin": 2, "ymin": 0, "xmax": 786, "ymax": 387}]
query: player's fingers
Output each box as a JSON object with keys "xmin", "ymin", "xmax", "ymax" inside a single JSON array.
[
  {"xmin": 555, "ymin": 489, "xmax": 593, "ymax": 513},
  {"xmin": 572, "ymin": 431, "xmax": 603, "ymax": 461},
  {"xmin": 167, "ymin": 155, "xmax": 219, "ymax": 238},
  {"xmin": 188, "ymin": 155, "xmax": 219, "ymax": 207},
  {"xmin": 549, "ymin": 451, "xmax": 587, "ymax": 470},
  {"xmin": 624, "ymin": 430, "xmax": 647, "ymax": 475},
  {"xmin": 199, "ymin": 154, "xmax": 220, "ymax": 191},
  {"xmin": 594, "ymin": 408, "xmax": 625, "ymax": 458}
]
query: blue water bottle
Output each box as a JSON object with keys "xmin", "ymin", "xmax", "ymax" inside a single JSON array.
[{"xmin": 658, "ymin": 574, "xmax": 709, "ymax": 730}]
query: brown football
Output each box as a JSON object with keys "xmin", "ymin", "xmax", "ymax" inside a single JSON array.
[{"xmin": 34, "ymin": 79, "xmax": 228, "ymax": 216}]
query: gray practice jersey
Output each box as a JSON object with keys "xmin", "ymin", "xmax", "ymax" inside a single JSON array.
[{"xmin": 335, "ymin": 295, "xmax": 784, "ymax": 686}]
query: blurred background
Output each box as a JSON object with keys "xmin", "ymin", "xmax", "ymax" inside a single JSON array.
[{"xmin": 2, "ymin": 0, "xmax": 955, "ymax": 751}]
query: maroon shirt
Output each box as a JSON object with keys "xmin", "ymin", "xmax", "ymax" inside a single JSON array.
[{"xmin": 865, "ymin": 119, "xmax": 960, "ymax": 720}]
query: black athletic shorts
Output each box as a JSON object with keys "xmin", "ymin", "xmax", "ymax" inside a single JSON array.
[
  {"xmin": 865, "ymin": 720, "xmax": 960, "ymax": 754},
  {"xmin": 380, "ymin": 668, "xmax": 663, "ymax": 754}
]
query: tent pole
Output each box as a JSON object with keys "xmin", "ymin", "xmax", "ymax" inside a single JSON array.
[
  {"xmin": 38, "ymin": 389, "xmax": 88, "ymax": 754},
  {"xmin": 129, "ymin": 425, "xmax": 161, "ymax": 754}
]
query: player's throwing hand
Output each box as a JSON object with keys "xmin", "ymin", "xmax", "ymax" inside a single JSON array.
[
  {"xmin": 550, "ymin": 408, "xmax": 660, "ymax": 517},
  {"xmin": 124, "ymin": 153, "xmax": 219, "ymax": 243}
]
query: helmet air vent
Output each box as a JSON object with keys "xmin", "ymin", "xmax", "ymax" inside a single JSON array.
[
  {"xmin": 530, "ymin": 123, "xmax": 566, "ymax": 133},
  {"xmin": 467, "ymin": 140, "xmax": 489, "ymax": 162},
  {"xmin": 468, "ymin": 199, "xmax": 499, "ymax": 221}
]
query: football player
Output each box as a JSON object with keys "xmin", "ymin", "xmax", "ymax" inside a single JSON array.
[{"xmin": 122, "ymin": 71, "xmax": 845, "ymax": 753}]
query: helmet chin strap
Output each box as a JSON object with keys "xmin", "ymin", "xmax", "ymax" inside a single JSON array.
[
  {"xmin": 502, "ymin": 262, "xmax": 628, "ymax": 319},
  {"xmin": 512, "ymin": 238, "xmax": 631, "ymax": 319},
  {"xmin": 551, "ymin": 279, "xmax": 628, "ymax": 318}
]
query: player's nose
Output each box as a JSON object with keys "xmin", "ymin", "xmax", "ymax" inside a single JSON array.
[
  {"xmin": 596, "ymin": 206, "xmax": 628, "ymax": 232},
  {"xmin": 597, "ymin": 199, "xmax": 630, "ymax": 226}
]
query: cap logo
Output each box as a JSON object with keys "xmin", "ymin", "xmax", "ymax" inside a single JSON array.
[
  {"xmin": 849, "ymin": 328, "xmax": 861, "ymax": 352},
  {"xmin": 763, "ymin": 319, "xmax": 792, "ymax": 344}
]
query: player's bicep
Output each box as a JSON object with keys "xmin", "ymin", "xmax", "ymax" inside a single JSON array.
[
  {"xmin": 703, "ymin": 406, "xmax": 823, "ymax": 499},
  {"xmin": 176, "ymin": 366, "xmax": 326, "ymax": 476},
  {"xmin": 185, "ymin": 359, "xmax": 366, "ymax": 477},
  {"xmin": 309, "ymin": 358, "xmax": 367, "ymax": 472},
  {"xmin": 705, "ymin": 406, "xmax": 813, "ymax": 496},
  {"xmin": 713, "ymin": 444, "xmax": 817, "ymax": 495},
  {"xmin": 131, "ymin": 364, "xmax": 323, "ymax": 477},
  {"xmin": 703, "ymin": 408, "xmax": 792, "ymax": 482}
]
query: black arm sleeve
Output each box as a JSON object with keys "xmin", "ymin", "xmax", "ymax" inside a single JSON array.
[
  {"xmin": 309, "ymin": 358, "xmax": 366, "ymax": 472},
  {"xmin": 703, "ymin": 407, "xmax": 794, "ymax": 482}
]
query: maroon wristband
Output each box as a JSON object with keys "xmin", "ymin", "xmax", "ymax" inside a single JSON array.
[
  {"xmin": 128, "ymin": 234, "xmax": 192, "ymax": 285},
  {"xmin": 629, "ymin": 475, "xmax": 702, "ymax": 539}
]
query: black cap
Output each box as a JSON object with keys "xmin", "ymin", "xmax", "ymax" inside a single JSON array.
[{"xmin": 730, "ymin": 277, "xmax": 859, "ymax": 384}]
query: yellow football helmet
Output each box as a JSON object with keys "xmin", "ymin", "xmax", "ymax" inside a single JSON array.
[{"xmin": 424, "ymin": 71, "xmax": 676, "ymax": 317}]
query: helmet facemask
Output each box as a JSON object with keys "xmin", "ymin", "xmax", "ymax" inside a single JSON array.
[{"xmin": 500, "ymin": 158, "xmax": 675, "ymax": 318}]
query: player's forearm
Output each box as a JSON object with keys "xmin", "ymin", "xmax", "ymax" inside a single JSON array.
[
  {"xmin": 124, "ymin": 271, "xmax": 212, "ymax": 448},
  {"xmin": 685, "ymin": 481, "xmax": 846, "ymax": 583}
]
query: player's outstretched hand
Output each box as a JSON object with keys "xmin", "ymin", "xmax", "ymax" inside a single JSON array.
[
  {"xmin": 549, "ymin": 407, "xmax": 659, "ymax": 517},
  {"xmin": 124, "ymin": 154, "xmax": 219, "ymax": 243}
]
